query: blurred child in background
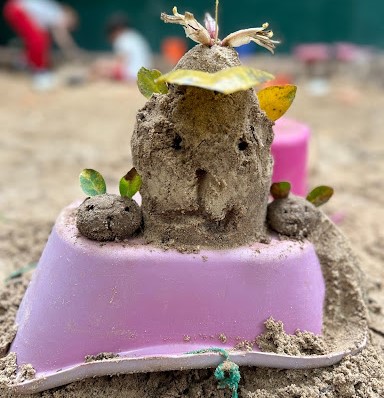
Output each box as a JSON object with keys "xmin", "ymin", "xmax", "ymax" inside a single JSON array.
[
  {"xmin": 3, "ymin": 0, "xmax": 79, "ymax": 90},
  {"xmin": 92, "ymin": 12, "xmax": 152, "ymax": 82}
]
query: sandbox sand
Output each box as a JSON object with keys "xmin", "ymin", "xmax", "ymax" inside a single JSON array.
[{"xmin": 0, "ymin": 58, "xmax": 383, "ymax": 396}]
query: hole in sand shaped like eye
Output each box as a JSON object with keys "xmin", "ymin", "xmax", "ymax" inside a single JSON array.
[
  {"xmin": 238, "ymin": 139, "xmax": 249, "ymax": 151},
  {"xmin": 172, "ymin": 134, "xmax": 183, "ymax": 150},
  {"xmin": 196, "ymin": 169, "xmax": 207, "ymax": 179}
]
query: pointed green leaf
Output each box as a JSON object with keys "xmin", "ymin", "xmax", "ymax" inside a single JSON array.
[
  {"xmin": 270, "ymin": 181, "xmax": 291, "ymax": 199},
  {"xmin": 306, "ymin": 186, "xmax": 334, "ymax": 207},
  {"xmin": 137, "ymin": 67, "xmax": 169, "ymax": 98},
  {"xmin": 257, "ymin": 85, "xmax": 297, "ymax": 121},
  {"xmin": 79, "ymin": 169, "xmax": 106, "ymax": 196},
  {"xmin": 119, "ymin": 167, "xmax": 142, "ymax": 198},
  {"xmin": 156, "ymin": 66, "xmax": 274, "ymax": 94}
]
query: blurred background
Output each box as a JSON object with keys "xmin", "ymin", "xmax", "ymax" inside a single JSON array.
[
  {"xmin": 1, "ymin": 0, "xmax": 384, "ymax": 52},
  {"xmin": 0, "ymin": 0, "xmax": 383, "ymax": 88}
]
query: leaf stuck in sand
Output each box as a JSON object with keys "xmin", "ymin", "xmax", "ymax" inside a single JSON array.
[
  {"xmin": 137, "ymin": 67, "xmax": 169, "ymax": 98},
  {"xmin": 306, "ymin": 186, "xmax": 334, "ymax": 207},
  {"xmin": 79, "ymin": 169, "xmax": 107, "ymax": 196},
  {"xmin": 156, "ymin": 66, "xmax": 274, "ymax": 94},
  {"xmin": 119, "ymin": 167, "xmax": 142, "ymax": 199},
  {"xmin": 257, "ymin": 85, "xmax": 297, "ymax": 121}
]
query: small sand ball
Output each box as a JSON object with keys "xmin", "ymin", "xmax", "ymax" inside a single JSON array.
[
  {"xmin": 77, "ymin": 194, "xmax": 142, "ymax": 241},
  {"xmin": 267, "ymin": 196, "xmax": 320, "ymax": 237}
]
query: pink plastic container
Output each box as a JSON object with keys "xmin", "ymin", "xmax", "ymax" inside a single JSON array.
[
  {"xmin": 10, "ymin": 202, "xmax": 325, "ymax": 391},
  {"xmin": 334, "ymin": 42, "xmax": 373, "ymax": 63},
  {"xmin": 271, "ymin": 118, "xmax": 310, "ymax": 196},
  {"xmin": 293, "ymin": 44, "xmax": 331, "ymax": 63}
]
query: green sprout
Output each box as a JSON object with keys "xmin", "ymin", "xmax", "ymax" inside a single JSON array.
[
  {"xmin": 79, "ymin": 168, "xmax": 142, "ymax": 199},
  {"xmin": 137, "ymin": 67, "xmax": 169, "ymax": 98},
  {"xmin": 79, "ymin": 169, "xmax": 107, "ymax": 196},
  {"xmin": 306, "ymin": 186, "xmax": 334, "ymax": 207},
  {"xmin": 270, "ymin": 182, "xmax": 334, "ymax": 207},
  {"xmin": 270, "ymin": 181, "xmax": 291, "ymax": 199},
  {"xmin": 119, "ymin": 168, "xmax": 142, "ymax": 199}
]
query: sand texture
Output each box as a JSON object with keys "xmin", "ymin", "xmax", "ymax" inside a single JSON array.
[
  {"xmin": 132, "ymin": 45, "xmax": 274, "ymax": 250},
  {"xmin": 76, "ymin": 194, "xmax": 142, "ymax": 241},
  {"xmin": 267, "ymin": 196, "xmax": 367, "ymax": 354}
]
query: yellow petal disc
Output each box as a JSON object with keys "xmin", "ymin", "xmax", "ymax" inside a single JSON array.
[
  {"xmin": 257, "ymin": 85, "xmax": 297, "ymax": 121},
  {"xmin": 156, "ymin": 66, "xmax": 274, "ymax": 94}
]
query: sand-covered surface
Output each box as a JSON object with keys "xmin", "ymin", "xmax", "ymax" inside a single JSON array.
[{"xmin": 0, "ymin": 58, "xmax": 383, "ymax": 397}]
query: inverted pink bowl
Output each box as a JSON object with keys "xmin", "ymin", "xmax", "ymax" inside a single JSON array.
[
  {"xmin": 11, "ymin": 202, "xmax": 325, "ymax": 376},
  {"xmin": 272, "ymin": 117, "xmax": 310, "ymax": 196}
]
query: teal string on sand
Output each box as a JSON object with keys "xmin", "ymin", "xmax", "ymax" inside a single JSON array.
[
  {"xmin": 186, "ymin": 348, "xmax": 241, "ymax": 398},
  {"xmin": 4, "ymin": 262, "xmax": 37, "ymax": 283},
  {"xmin": 214, "ymin": 358, "xmax": 241, "ymax": 398}
]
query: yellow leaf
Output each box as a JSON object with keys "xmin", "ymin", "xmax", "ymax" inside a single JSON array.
[
  {"xmin": 156, "ymin": 66, "xmax": 274, "ymax": 95},
  {"xmin": 257, "ymin": 85, "xmax": 297, "ymax": 121}
]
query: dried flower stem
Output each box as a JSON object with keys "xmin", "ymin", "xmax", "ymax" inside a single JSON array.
[{"xmin": 215, "ymin": 0, "xmax": 219, "ymax": 44}]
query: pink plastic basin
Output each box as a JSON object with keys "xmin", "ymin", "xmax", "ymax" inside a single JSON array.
[
  {"xmin": 11, "ymin": 202, "xmax": 325, "ymax": 375},
  {"xmin": 272, "ymin": 117, "xmax": 310, "ymax": 196}
]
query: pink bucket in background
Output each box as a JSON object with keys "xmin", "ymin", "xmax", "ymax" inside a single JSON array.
[
  {"xmin": 271, "ymin": 118, "xmax": 310, "ymax": 196},
  {"xmin": 293, "ymin": 44, "xmax": 331, "ymax": 64}
]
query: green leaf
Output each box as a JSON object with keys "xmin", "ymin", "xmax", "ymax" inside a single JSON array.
[
  {"xmin": 119, "ymin": 167, "xmax": 142, "ymax": 199},
  {"xmin": 257, "ymin": 85, "xmax": 297, "ymax": 121},
  {"xmin": 79, "ymin": 169, "xmax": 107, "ymax": 196},
  {"xmin": 270, "ymin": 181, "xmax": 291, "ymax": 199},
  {"xmin": 306, "ymin": 186, "xmax": 334, "ymax": 207},
  {"xmin": 137, "ymin": 67, "xmax": 169, "ymax": 98},
  {"xmin": 156, "ymin": 66, "xmax": 274, "ymax": 94}
]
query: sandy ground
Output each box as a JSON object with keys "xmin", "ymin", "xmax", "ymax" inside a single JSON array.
[{"xmin": 0, "ymin": 58, "xmax": 383, "ymax": 396}]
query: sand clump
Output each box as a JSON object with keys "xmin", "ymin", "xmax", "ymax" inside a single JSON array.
[
  {"xmin": 256, "ymin": 318, "xmax": 328, "ymax": 356},
  {"xmin": 76, "ymin": 194, "xmax": 142, "ymax": 241},
  {"xmin": 132, "ymin": 45, "xmax": 274, "ymax": 250},
  {"xmin": 233, "ymin": 318, "xmax": 329, "ymax": 356},
  {"xmin": 240, "ymin": 346, "xmax": 383, "ymax": 397},
  {"xmin": 16, "ymin": 364, "xmax": 36, "ymax": 383},
  {"xmin": 267, "ymin": 196, "xmax": 321, "ymax": 238},
  {"xmin": 0, "ymin": 353, "xmax": 18, "ymax": 388},
  {"xmin": 84, "ymin": 353, "xmax": 120, "ymax": 363},
  {"xmin": 267, "ymin": 195, "xmax": 368, "ymax": 354}
]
